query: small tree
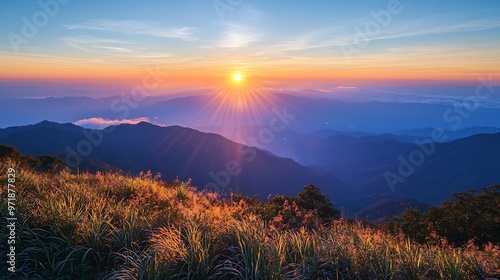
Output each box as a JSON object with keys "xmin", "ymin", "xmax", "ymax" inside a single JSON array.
[
  {"xmin": 0, "ymin": 144, "xmax": 38, "ymax": 168},
  {"xmin": 230, "ymin": 184, "xmax": 340, "ymax": 230},
  {"xmin": 268, "ymin": 184, "xmax": 340, "ymax": 229},
  {"xmin": 38, "ymin": 155, "xmax": 68, "ymax": 173},
  {"xmin": 297, "ymin": 184, "xmax": 340, "ymax": 224}
]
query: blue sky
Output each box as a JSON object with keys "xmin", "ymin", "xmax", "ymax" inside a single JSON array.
[{"xmin": 1, "ymin": 0, "xmax": 499, "ymax": 98}]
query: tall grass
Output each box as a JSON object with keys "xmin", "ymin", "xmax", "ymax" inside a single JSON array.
[
  {"xmin": 0, "ymin": 163, "xmax": 499, "ymax": 279},
  {"xmin": 212, "ymin": 217, "xmax": 267, "ymax": 280}
]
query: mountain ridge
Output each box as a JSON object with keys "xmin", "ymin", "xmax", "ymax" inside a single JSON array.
[{"xmin": 0, "ymin": 121, "xmax": 352, "ymax": 206}]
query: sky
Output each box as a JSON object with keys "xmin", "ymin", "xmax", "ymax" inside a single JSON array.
[{"xmin": 1, "ymin": 0, "xmax": 500, "ymax": 99}]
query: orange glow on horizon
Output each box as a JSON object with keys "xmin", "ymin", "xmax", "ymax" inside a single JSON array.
[{"xmin": 1, "ymin": 51, "xmax": 497, "ymax": 87}]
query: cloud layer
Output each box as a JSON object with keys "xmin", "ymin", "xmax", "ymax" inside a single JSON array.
[{"xmin": 75, "ymin": 117, "xmax": 151, "ymax": 128}]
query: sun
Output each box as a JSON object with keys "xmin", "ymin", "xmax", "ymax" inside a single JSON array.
[{"xmin": 233, "ymin": 73, "xmax": 242, "ymax": 82}]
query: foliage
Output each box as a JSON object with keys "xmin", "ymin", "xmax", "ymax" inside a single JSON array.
[
  {"xmin": 0, "ymin": 150, "xmax": 499, "ymax": 279},
  {"xmin": 231, "ymin": 184, "xmax": 340, "ymax": 230},
  {"xmin": 38, "ymin": 155, "xmax": 68, "ymax": 173},
  {"xmin": 0, "ymin": 144, "xmax": 38, "ymax": 169},
  {"xmin": 0, "ymin": 144, "xmax": 67, "ymax": 172},
  {"xmin": 384, "ymin": 185, "xmax": 500, "ymax": 247}
]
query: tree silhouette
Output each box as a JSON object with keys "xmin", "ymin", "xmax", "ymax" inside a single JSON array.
[
  {"xmin": 297, "ymin": 184, "xmax": 340, "ymax": 223},
  {"xmin": 38, "ymin": 155, "xmax": 68, "ymax": 173}
]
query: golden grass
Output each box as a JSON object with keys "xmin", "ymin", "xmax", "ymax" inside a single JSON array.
[{"xmin": 0, "ymin": 161, "xmax": 499, "ymax": 279}]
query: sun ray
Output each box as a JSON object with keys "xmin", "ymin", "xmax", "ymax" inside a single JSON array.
[{"xmin": 194, "ymin": 72, "xmax": 281, "ymax": 139}]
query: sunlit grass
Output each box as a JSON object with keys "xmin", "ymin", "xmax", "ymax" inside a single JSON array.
[{"xmin": 0, "ymin": 161, "xmax": 499, "ymax": 279}]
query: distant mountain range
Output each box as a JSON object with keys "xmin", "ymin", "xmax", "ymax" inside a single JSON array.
[
  {"xmin": 3, "ymin": 93, "xmax": 500, "ymax": 133},
  {"xmin": 2, "ymin": 92, "xmax": 500, "ymax": 217},
  {"xmin": 2, "ymin": 120, "xmax": 500, "ymax": 217},
  {"xmin": 196, "ymin": 123, "xmax": 500, "ymax": 206},
  {"xmin": 0, "ymin": 121, "xmax": 351, "ymax": 206}
]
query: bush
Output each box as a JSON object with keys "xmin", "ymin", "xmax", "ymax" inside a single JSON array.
[
  {"xmin": 231, "ymin": 184, "xmax": 340, "ymax": 230},
  {"xmin": 384, "ymin": 185, "xmax": 500, "ymax": 247}
]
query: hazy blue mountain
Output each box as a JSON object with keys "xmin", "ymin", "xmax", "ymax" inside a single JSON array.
[
  {"xmin": 3, "ymin": 93, "xmax": 500, "ymax": 134},
  {"xmin": 0, "ymin": 121, "xmax": 351, "ymax": 206},
  {"xmin": 138, "ymin": 94, "xmax": 500, "ymax": 133},
  {"xmin": 0, "ymin": 93, "xmax": 197, "ymax": 128},
  {"xmin": 254, "ymin": 131, "xmax": 500, "ymax": 209},
  {"xmin": 391, "ymin": 126, "xmax": 500, "ymax": 141},
  {"xmin": 199, "ymin": 123, "xmax": 500, "ymax": 211}
]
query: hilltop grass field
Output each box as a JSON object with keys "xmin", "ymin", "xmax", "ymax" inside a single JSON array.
[{"xmin": 1, "ymin": 156, "xmax": 499, "ymax": 279}]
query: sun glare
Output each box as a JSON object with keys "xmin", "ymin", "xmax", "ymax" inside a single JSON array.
[
  {"xmin": 233, "ymin": 73, "xmax": 242, "ymax": 82},
  {"xmin": 196, "ymin": 71, "xmax": 279, "ymax": 135}
]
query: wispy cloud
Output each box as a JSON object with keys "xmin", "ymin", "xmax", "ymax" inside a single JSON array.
[
  {"xmin": 75, "ymin": 117, "xmax": 151, "ymax": 128},
  {"xmin": 62, "ymin": 36, "xmax": 132, "ymax": 53},
  {"xmin": 61, "ymin": 36, "xmax": 178, "ymax": 63},
  {"xmin": 360, "ymin": 17, "xmax": 500, "ymax": 43},
  {"xmin": 259, "ymin": 17, "xmax": 500, "ymax": 56},
  {"xmin": 64, "ymin": 19, "xmax": 197, "ymax": 41},
  {"xmin": 259, "ymin": 28, "xmax": 339, "ymax": 54},
  {"xmin": 211, "ymin": 24, "xmax": 262, "ymax": 48}
]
